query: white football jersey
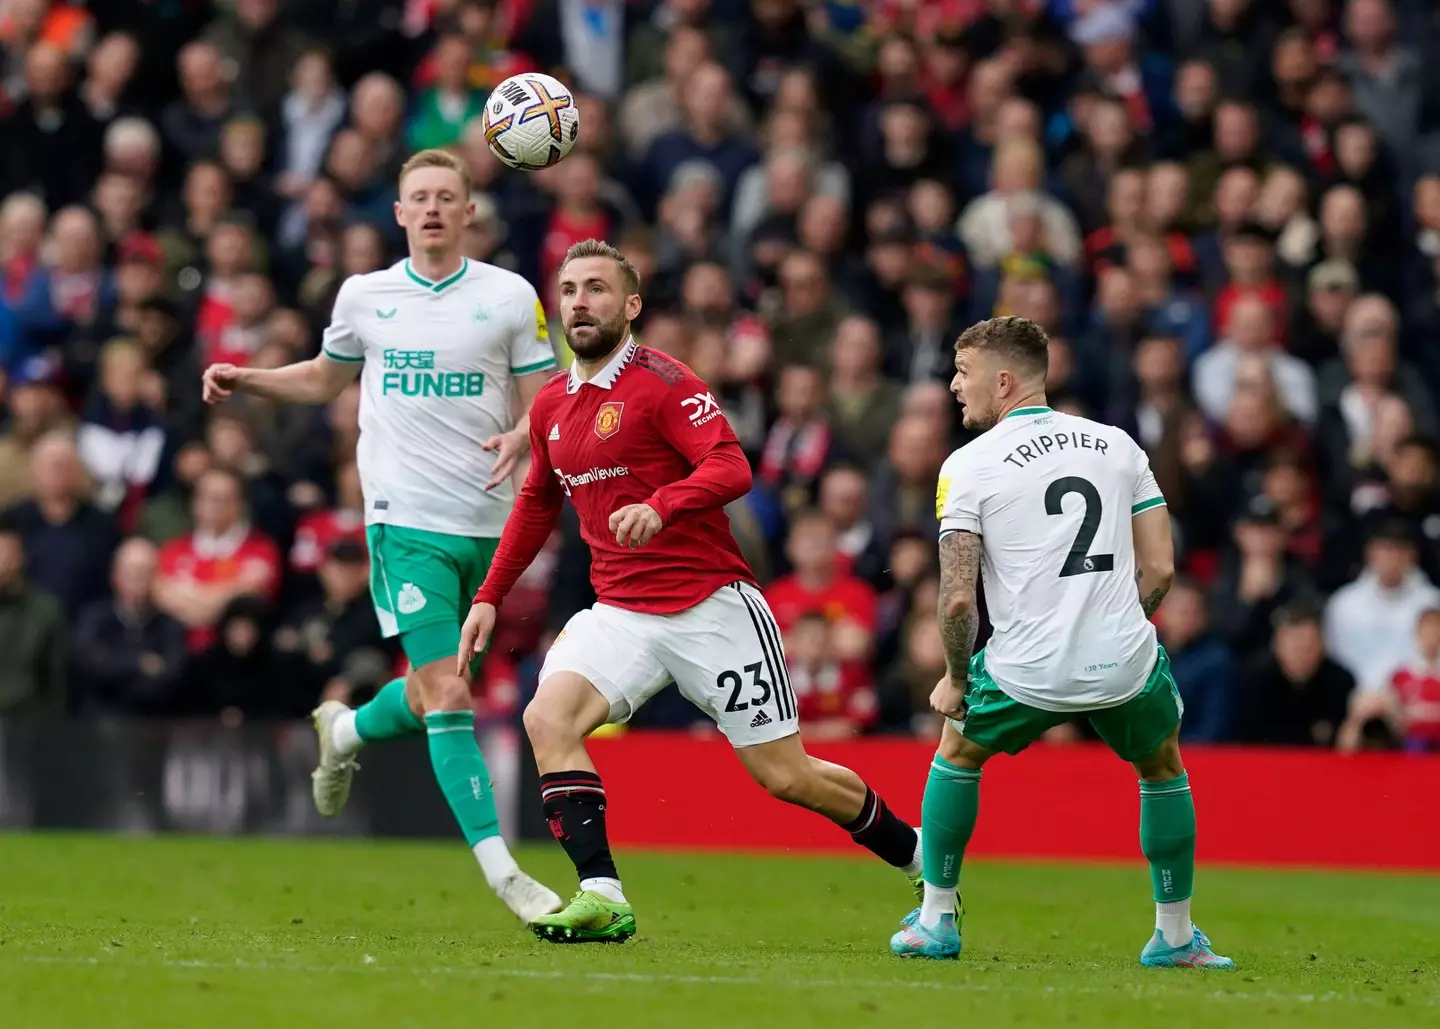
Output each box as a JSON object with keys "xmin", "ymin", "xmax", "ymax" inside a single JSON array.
[
  {"xmin": 936, "ymin": 406, "xmax": 1166, "ymax": 711},
  {"xmin": 321, "ymin": 258, "xmax": 558, "ymax": 537}
]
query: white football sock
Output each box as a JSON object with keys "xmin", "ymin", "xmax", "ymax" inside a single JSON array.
[
  {"xmin": 1156, "ymin": 899, "xmax": 1192, "ymax": 948},
  {"xmin": 472, "ymin": 836, "xmax": 520, "ymax": 890},
  {"xmin": 580, "ymin": 877, "xmax": 626, "ymax": 904},
  {"xmin": 919, "ymin": 882, "xmax": 956, "ymax": 930},
  {"xmin": 902, "ymin": 828, "xmax": 923, "ymax": 878},
  {"xmin": 330, "ymin": 709, "xmax": 363, "ymax": 757}
]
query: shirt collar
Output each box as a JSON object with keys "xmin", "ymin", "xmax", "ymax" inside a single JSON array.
[
  {"xmin": 193, "ymin": 521, "xmax": 250, "ymax": 559},
  {"xmin": 566, "ymin": 336, "xmax": 636, "ymax": 394}
]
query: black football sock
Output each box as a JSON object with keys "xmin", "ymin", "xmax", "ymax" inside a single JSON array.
[
  {"xmin": 842, "ymin": 785, "xmax": 920, "ymax": 870},
  {"xmin": 540, "ymin": 770, "xmax": 622, "ymax": 895}
]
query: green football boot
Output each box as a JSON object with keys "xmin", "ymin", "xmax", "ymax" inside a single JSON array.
[{"xmin": 529, "ymin": 890, "xmax": 636, "ymax": 944}]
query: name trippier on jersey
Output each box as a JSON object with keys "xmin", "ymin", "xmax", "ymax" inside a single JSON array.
[
  {"xmin": 1000, "ymin": 428, "xmax": 1110, "ymax": 469},
  {"xmin": 554, "ymin": 465, "xmax": 628, "ymax": 495}
]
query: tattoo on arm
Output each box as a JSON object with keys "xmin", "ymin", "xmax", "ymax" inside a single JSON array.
[
  {"xmin": 1136, "ymin": 567, "xmax": 1168, "ymax": 618},
  {"xmin": 937, "ymin": 530, "xmax": 982, "ymax": 677}
]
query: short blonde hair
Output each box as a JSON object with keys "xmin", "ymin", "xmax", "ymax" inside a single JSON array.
[
  {"xmin": 398, "ymin": 148, "xmax": 472, "ymax": 194},
  {"xmin": 560, "ymin": 238, "xmax": 641, "ymax": 295}
]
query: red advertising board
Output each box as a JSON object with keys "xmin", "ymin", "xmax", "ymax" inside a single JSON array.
[{"xmin": 589, "ymin": 735, "xmax": 1437, "ymax": 870}]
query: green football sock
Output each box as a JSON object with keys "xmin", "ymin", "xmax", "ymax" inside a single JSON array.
[
  {"xmin": 1139, "ymin": 773, "xmax": 1196, "ymax": 903},
  {"xmin": 353, "ymin": 676, "xmax": 424, "ymax": 742},
  {"xmin": 922, "ymin": 755, "xmax": 982, "ymax": 889},
  {"xmin": 426, "ymin": 710, "xmax": 501, "ymax": 847}
]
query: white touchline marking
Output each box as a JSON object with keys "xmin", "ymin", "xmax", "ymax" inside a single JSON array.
[{"xmin": 7, "ymin": 955, "xmax": 1429, "ymax": 1006}]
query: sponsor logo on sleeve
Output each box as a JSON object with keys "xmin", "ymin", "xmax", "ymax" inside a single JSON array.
[
  {"xmin": 680, "ymin": 391, "xmax": 722, "ymax": 426},
  {"xmin": 935, "ymin": 476, "xmax": 951, "ymax": 519},
  {"xmin": 535, "ymin": 300, "xmax": 550, "ymax": 341}
]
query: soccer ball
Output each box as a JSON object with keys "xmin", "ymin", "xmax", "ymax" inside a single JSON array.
[{"xmin": 482, "ymin": 73, "xmax": 581, "ymax": 171}]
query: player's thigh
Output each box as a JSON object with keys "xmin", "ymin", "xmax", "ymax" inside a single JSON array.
[
  {"xmin": 538, "ymin": 605, "xmax": 669, "ymax": 726},
  {"xmin": 367, "ymin": 525, "xmax": 465, "ymax": 667},
  {"xmin": 1088, "ymin": 646, "xmax": 1184, "ymax": 765},
  {"xmin": 655, "ymin": 582, "xmax": 800, "ymax": 749},
  {"xmin": 954, "ymin": 649, "xmax": 1072, "ymax": 757}
]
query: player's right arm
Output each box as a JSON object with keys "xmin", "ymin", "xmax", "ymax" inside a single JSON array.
[
  {"xmin": 462, "ymin": 391, "xmax": 566, "ymax": 668},
  {"xmin": 1130, "ymin": 442, "xmax": 1174, "ymax": 619},
  {"xmin": 933, "ymin": 452, "xmax": 983, "ymax": 717},
  {"xmin": 202, "ymin": 278, "xmax": 365, "ymax": 406}
]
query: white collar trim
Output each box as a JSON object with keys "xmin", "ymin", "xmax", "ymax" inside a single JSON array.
[{"xmin": 566, "ymin": 336, "xmax": 637, "ymax": 394}]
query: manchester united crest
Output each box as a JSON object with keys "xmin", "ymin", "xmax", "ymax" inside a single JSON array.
[{"xmin": 594, "ymin": 401, "xmax": 624, "ymax": 440}]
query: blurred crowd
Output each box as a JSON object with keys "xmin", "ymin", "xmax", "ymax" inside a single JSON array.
[{"xmin": 1, "ymin": 0, "xmax": 1440, "ymax": 753}]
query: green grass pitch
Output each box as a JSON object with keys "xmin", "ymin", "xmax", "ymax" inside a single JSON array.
[{"xmin": 0, "ymin": 835, "xmax": 1435, "ymax": 1028}]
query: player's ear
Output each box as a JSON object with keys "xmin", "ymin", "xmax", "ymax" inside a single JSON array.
[
  {"xmin": 393, "ymin": 200, "xmax": 404, "ymax": 227},
  {"xmin": 625, "ymin": 291, "xmax": 643, "ymax": 323}
]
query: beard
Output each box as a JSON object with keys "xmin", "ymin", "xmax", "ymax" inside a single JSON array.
[
  {"xmin": 566, "ymin": 310, "xmax": 629, "ymax": 361},
  {"xmin": 961, "ymin": 403, "xmax": 998, "ymax": 431}
]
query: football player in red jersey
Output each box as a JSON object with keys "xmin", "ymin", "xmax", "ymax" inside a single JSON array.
[{"xmin": 460, "ymin": 239, "xmax": 923, "ymax": 943}]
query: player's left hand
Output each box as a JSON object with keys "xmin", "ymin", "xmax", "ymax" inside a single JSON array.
[
  {"xmin": 609, "ymin": 503, "xmax": 662, "ymax": 548},
  {"xmin": 929, "ymin": 674, "xmax": 967, "ymax": 720},
  {"xmin": 481, "ymin": 428, "xmax": 530, "ymax": 491}
]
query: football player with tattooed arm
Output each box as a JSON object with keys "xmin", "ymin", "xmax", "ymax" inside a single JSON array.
[{"xmin": 891, "ymin": 316, "xmax": 1235, "ymax": 969}]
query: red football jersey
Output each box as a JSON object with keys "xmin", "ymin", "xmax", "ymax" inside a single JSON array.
[
  {"xmin": 158, "ymin": 526, "xmax": 282, "ymax": 651},
  {"xmin": 476, "ymin": 339, "xmax": 755, "ymax": 614}
]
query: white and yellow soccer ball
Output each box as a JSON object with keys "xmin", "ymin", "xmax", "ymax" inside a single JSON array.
[{"xmin": 482, "ymin": 73, "xmax": 581, "ymax": 171}]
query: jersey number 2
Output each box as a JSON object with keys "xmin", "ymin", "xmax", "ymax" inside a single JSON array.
[{"xmin": 1045, "ymin": 476, "xmax": 1114, "ymax": 577}]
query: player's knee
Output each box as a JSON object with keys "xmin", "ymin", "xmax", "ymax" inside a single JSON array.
[
  {"xmin": 415, "ymin": 670, "xmax": 471, "ymax": 713},
  {"xmin": 522, "ymin": 698, "xmax": 581, "ymax": 756},
  {"xmin": 1134, "ymin": 733, "xmax": 1184, "ymax": 781}
]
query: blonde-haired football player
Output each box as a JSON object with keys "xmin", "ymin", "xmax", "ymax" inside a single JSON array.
[{"xmin": 202, "ymin": 149, "xmax": 562, "ymax": 923}]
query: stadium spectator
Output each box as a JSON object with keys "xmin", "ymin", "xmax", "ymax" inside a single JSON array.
[
  {"xmin": 76, "ymin": 337, "xmax": 168, "ymax": 526},
  {"xmin": 1193, "ymin": 295, "xmax": 1317, "ymax": 427},
  {"xmin": 867, "ymin": 415, "xmax": 945, "ymax": 549},
  {"xmin": 1156, "ymin": 577, "xmax": 1234, "ymax": 742},
  {"xmin": 766, "ymin": 509, "xmax": 877, "ymax": 669},
  {"xmin": 0, "ymin": 357, "xmax": 73, "ymax": 507},
  {"xmin": 1342, "ymin": 607, "xmax": 1440, "ymax": 753},
  {"xmin": 1325, "ymin": 519, "xmax": 1440, "ymax": 694},
  {"xmin": 0, "ymin": 511, "xmax": 66, "ymax": 714},
  {"xmin": 199, "ymin": 0, "xmax": 310, "ymax": 115},
  {"xmin": 1210, "ymin": 493, "xmax": 1320, "ymax": 660},
  {"xmin": 154, "ymin": 466, "xmax": 281, "ymax": 653},
  {"xmin": 71, "ymin": 537, "xmax": 187, "ymax": 715},
  {"xmin": 826, "ymin": 315, "xmax": 901, "ymax": 469},
  {"xmin": 161, "ymin": 41, "xmax": 242, "ymax": 166},
  {"xmin": 273, "ymin": 537, "xmax": 392, "ymax": 717},
  {"xmin": 4, "ymin": 431, "xmax": 117, "ymax": 618},
  {"xmin": 783, "ymin": 610, "xmax": 877, "ymax": 739},
  {"xmin": 1238, "ymin": 600, "xmax": 1354, "ymax": 746}
]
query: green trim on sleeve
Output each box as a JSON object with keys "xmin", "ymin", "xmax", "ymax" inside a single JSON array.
[
  {"xmin": 322, "ymin": 347, "xmax": 365, "ymax": 363},
  {"xmin": 511, "ymin": 358, "xmax": 558, "ymax": 375},
  {"xmin": 1132, "ymin": 497, "xmax": 1167, "ymax": 515}
]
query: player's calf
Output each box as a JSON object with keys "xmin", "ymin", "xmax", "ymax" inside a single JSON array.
[
  {"xmin": 412, "ymin": 660, "xmax": 562, "ymax": 920},
  {"xmin": 737, "ymin": 735, "xmax": 921, "ymax": 877},
  {"xmin": 525, "ymin": 672, "xmax": 630, "ymax": 915}
]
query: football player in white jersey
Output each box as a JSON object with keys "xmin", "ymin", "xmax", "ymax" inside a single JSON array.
[
  {"xmin": 890, "ymin": 316, "xmax": 1234, "ymax": 969},
  {"xmin": 201, "ymin": 149, "xmax": 562, "ymax": 924}
]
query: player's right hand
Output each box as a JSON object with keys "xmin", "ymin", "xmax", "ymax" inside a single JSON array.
[
  {"xmin": 929, "ymin": 674, "xmax": 967, "ymax": 720},
  {"xmin": 202, "ymin": 362, "xmax": 241, "ymax": 404},
  {"xmin": 457, "ymin": 602, "xmax": 498, "ymax": 676}
]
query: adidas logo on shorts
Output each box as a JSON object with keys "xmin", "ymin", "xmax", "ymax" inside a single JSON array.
[
  {"xmin": 548, "ymin": 424, "xmax": 560, "ymax": 441},
  {"xmin": 749, "ymin": 710, "xmax": 772, "ymax": 729}
]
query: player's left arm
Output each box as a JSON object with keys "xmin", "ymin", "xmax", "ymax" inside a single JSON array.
[
  {"xmin": 484, "ymin": 292, "xmax": 560, "ymax": 490},
  {"xmin": 611, "ymin": 377, "xmax": 752, "ymax": 548},
  {"xmin": 932, "ymin": 453, "xmax": 983, "ymax": 717}
]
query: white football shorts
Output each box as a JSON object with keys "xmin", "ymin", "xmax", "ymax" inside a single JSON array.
[{"xmin": 539, "ymin": 580, "xmax": 800, "ymax": 747}]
